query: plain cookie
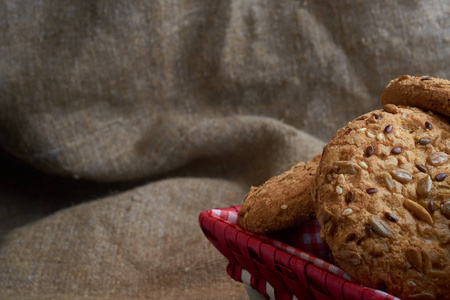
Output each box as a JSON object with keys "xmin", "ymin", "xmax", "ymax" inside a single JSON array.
[
  {"xmin": 314, "ymin": 105, "xmax": 450, "ymax": 299},
  {"xmin": 238, "ymin": 154, "xmax": 321, "ymax": 234},
  {"xmin": 381, "ymin": 75, "xmax": 450, "ymax": 118}
]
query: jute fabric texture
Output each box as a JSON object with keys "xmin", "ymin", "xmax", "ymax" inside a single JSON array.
[{"xmin": 0, "ymin": 1, "xmax": 449, "ymax": 299}]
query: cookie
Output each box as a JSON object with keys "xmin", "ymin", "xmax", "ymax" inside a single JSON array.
[
  {"xmin": 238, "ymin": 154, "xmax": 321, "ymax": 234},
  {"xmin": 381, "ymin": 75, "xmax": 450, "ymax": 118},
  {"xmin": 314, "ymin": 105, "xmax": 450, "ymax": 299}
]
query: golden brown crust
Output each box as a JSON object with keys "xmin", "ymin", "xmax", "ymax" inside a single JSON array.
[
  {"xmin": 238, "ymin": 154, "xmax": 321, "ymax": 233},
  {"xmin": 381, "ymin": 75, "xmax": 450, "ymax": 118},
  {"xmin": 314, "ymin": 106, "xmax": 450, "ymax": 299}
]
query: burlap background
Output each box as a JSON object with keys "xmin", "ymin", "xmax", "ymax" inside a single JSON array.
[{"xmin": 0, "ymin": 1, "xmax": 449, "ymax": 299}]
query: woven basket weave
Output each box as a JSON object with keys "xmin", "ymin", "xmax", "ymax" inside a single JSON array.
[{"xmin": 199, "ymin": 206, "xmax": 399, "ymax": 300}]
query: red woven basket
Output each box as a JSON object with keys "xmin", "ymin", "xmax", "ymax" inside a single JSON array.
[{"xmin": 199, "ymin": 205, "xmax": 399, "ymax": 300}]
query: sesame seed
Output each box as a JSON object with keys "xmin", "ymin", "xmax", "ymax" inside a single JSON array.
[
  {"xmin": 338, "ymin": 174, "xmax": 346, "ymax": 185},
  {"xmin": 367, "ymin": 132, "xmax": 375, "ymax": 138},
  {"xmin": 336, "ymin": 186, "xmax": 343, "ymax": 194},
  {"xmin": 357, "ymin": 127, "xmax": 367, "ymax": 132},
  {"xmin": 342, "ymin": 208, "xmax": 353, "ymax": 216},
  {"xmin": 377, "ymin": 133, "xmax": 383, "ymax": 140},
  {"xmin": 281, "ymin": 204, "xmax": 288, "ymax": 210}
]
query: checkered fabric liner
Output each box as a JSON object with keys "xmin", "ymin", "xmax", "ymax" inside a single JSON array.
[{"xmin": 200, "ymin": 205, "xmax": 400, "ymax": 300}]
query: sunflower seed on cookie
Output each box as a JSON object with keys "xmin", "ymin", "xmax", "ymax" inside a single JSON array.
[{"xmin": 314, "ymin": 105, "xmax": 450, "ymax": 299}]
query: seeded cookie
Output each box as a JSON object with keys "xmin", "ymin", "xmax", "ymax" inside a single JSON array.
[
  {"xmin": 381, "ymin": 75, "xmax": 450, "ymax": 118},
  {"xmin": 238, "ymin": 154, "xmax": 321, "ymax": 234},
  {"xmin": 314, "ymin": 105, "xmax": 450, "ymax": 299}
]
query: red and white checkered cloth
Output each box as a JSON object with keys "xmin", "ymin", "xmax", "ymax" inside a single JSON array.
[{"xmin": 207, "ymin": 206, "xmax": 400, "ymax": 300}]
